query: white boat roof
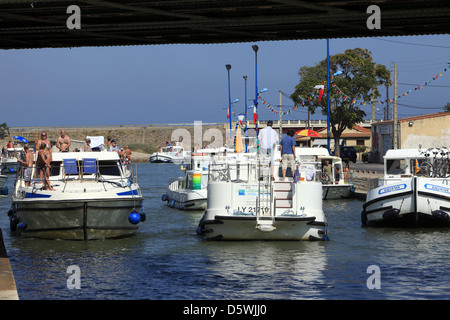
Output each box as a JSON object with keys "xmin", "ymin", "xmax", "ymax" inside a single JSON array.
[
  {"xmin": 196, "ymin": 147, "xmax": 234, "ymax": 154},
  {"xmin": 6, "ymin": 148, "xmax": 24, "ymax": 151},
  {"xmin": 51, "ymin": 151, "xmax": 120, "ymax": 161},
  {"xmin": 384, "ymin": 149, "xmax": 426, "ymax": 159},
  {"xmin": 296, "ymin": 147, "xmax": 330, "ymax": 156}
]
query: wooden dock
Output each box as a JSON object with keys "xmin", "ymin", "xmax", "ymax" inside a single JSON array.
[{"xmin": 0, "ymin": 228, "xmax": 19, "ymax": 300}]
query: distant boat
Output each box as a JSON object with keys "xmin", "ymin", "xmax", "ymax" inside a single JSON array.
[
  {"xmin": 9, "ymin": 151, "xmax": 145, "ymax": 240},
  {"xmin": 149, "ymin": 145, "xmax": 189, "ymax": 164},
  {"xmin": 1, "ymin": 148, "xmax": 24, "ymax": 174},
  {"xmin": 362, "ymin": 148, "xmax": 450, "ymax": 227}
]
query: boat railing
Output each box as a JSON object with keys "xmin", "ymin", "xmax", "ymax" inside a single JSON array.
[
  {"xmin": 14, "ymin": 161, "xmax": 137, "ymax": 193},
  {"xmin": 168, "ymin": 176, "xmax": 185, "ymax": 191},
  {"xmin": 208, "ymin": 161, "xmax": 260, "ymax": 183}
]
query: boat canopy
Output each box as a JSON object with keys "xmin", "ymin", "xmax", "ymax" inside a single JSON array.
[
  {"xmin": 86, "ymin": 136, "xmax": 105, "ymax": 149},
  {"xmin": 384, "ymin": 149, "xmax": 426, "ymax": 160},
  {"xmin": 51, "ymin": 151, "xmax": 120, "ymax": 162}
]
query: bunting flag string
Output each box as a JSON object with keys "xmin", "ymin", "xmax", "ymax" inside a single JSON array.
[
  {"xmin": 228, "ymin": 63, "xmax": 449, "ymax": 119},
  {"xmin": 292, "ymin": 62, "xmax": 449, "ymax": 108},
  {"xmin": 330, "ymin": 62, "xmax": 449, "ymax": 107},
  {"xmin": 258, "ymin": 96, "xmax": 301, "ymax": 115}
]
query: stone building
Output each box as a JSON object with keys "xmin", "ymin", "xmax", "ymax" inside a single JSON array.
[{"xmin": 371, "ymin": 111, "xmax": 450, "ymax": 163}]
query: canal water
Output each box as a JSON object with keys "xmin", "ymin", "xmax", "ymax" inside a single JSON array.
[{"xmin": 1, "ymin": 162, "xmax": 450, "ymax": 300}]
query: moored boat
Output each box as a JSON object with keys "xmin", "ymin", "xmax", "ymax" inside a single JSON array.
[
  {"xmin": 1, "ymin": 148, "xmax": 24, "ymax": 174},
  {"xmin": 162, "ymin": 147, "xmax": 253, "ymax": 210},
  {"xmin": 197, "ymin": 157, "xmax": 328, "ymax": 241},
  {"xmin": 149, "ymin": 145, "xmax": 188, "ymax": 164},
  {"xmin": 361, "ymin": 147, "xmax": 450, "ymax": 227},
  {"xmin": 8, "ymin": 151, "xmax": 145, "ymax": 240},
  {"xmin": 274, "ymin": 146, "xmax": 355, "ymax": 200}
]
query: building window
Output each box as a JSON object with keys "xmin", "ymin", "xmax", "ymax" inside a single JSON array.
[{"xmin": 356, "ymin": 139, "xmax": 365, "ymax": 146}]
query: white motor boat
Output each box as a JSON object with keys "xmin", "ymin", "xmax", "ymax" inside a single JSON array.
[
  {"xmin": 316, "ymin": 152, "xmax": 355, "ymax": 200},
  {"xmin": 1, "ymin": 148, "xmax": 24, "ymax": 174},
  {"xmin": 164, "ymin": 157, "xmax": 209, "ymax": 211},
  {"xmin": 162, "ymin": 148, "xmax": 253, "ymax": 210},
  {"xmin": 196, "ymin": 157, "xmax": 328, "ymax": 241},
  {"xmin": 8, "ymin": 151, "xmax": 145, "ymax": 240},
  {"xmin": 362, "ymin": 148, "xmax": 450, "ymax": 227},
  {"xmin": 274, "ymin": 146, "xmax": 355, "ymax": 200},
  {"xmin": 149, "ymin": 145, "xmax": 188, "ymax": 164}
]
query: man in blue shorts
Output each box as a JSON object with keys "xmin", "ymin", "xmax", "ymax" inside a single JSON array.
[{"xmin": 280, "ymin": 129, "xmax": 297, "ymax": 181}]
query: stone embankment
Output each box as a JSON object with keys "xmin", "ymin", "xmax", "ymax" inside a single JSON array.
[
  {"xmin": 351, "ymin": 170, "xmax": 383, "ymax": 199},
  {"xmin": 4, "ymin": 123, "xmax": 228, "ymax": 163}
]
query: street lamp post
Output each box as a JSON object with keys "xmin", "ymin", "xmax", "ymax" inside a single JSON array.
[
  {"xmin": 243, "ymin": 75, "xmax": 248, "ymax": 152},
  {"xmin": 326, "ymin": 39, "xmax": 331, "ymax": 155},
  {"xmin": 226, "ymin": 64, "xmax": 232, "ymax": 139},
  {"xmin": 252, "ymin": 45, "xmax": 259, "ymax": 135}
]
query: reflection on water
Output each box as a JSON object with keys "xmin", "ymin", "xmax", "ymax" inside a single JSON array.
[{"xmin": 1, "ymin": 163, "xmax": 450, "ymax": 300}]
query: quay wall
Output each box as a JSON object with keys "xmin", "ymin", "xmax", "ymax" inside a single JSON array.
[{"xmin": 4, "ymin": 123, "xmax": 229, "ymax": 162}]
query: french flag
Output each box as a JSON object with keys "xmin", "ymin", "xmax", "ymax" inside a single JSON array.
[{"xmin": 314, "ymin": 85, "xmax": 324, "ymax": 102}]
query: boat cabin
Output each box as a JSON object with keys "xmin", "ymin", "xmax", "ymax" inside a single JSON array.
[
  {"xmin": 2, "ymin": 148, "xmax": 24, "ymax": 160},
  {"xmin": 383, "ymin": 149, "xmax": 426, "ymax": 177}
]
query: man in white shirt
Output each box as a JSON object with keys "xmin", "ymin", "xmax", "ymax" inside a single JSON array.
[{"xmin": 258, "ymin": 120, "xmax": 279, "ymax": 180}]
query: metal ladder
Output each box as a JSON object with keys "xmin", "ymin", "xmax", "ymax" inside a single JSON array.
[{"xmin": 256, "ymin": 161, "xmax": 276, "ymax": 232}]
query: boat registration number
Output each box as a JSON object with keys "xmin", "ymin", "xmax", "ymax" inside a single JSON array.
[{"xmin": 236, "ymin": 206, "xmax": 270, "ymax": 214}]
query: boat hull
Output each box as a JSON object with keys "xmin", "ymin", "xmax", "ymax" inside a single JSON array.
[
  {"xmin": 149, "ymin": 154, "xmax": 173, "ymax": 163},
  {"xmin": 197, "ymin": 214, "xmax": 327, "ymax": 240},
  {"xmin": 197, "ymin": 179, "xmax": 328, "ymax": 241},
  {"xmin": 166, "ymin": 190, "xmax": 207, "ymax": 210},
  {"xmin": 10, "ymin": 198, "xmax": 144, "ymax": 240},
  {"xmin": 1, "ymin": 162, "xmax": 18, "ymax": 174},
  {"xmin": 362, "ymin": 177, "xmax": 450, "ymax": 227}
]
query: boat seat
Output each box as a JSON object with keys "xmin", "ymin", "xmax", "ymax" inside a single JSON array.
[
  {"xmin": 82, "ymin": 158, "xmax": 98, "ymax": 180},
  {"xmin": 63, "ymin": 159, "xmax": 79, "ymax": 181}
]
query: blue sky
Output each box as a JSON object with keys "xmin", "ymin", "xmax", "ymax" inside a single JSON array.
[{"xmin": 1, "ymin": 34, "xmax": 449, "ymax": 128}]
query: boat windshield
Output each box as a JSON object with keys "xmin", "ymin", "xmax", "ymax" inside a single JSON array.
[
  {"xmin": 98, "ymin": 160, "xmax": 121, "ymax": 176},
  {"xmin": 386, "ymin": 159, "xmax": 407, "ymax": 175}
]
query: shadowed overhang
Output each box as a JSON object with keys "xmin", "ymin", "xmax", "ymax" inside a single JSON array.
[{"xmin": 0, "ymin": 0, "xmax": 449, "ymax": 50}]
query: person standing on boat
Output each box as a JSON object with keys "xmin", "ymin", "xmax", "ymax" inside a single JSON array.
[
  {"xmin": 109, "ymin": 140, "xmax": 120, "ymax": 155},
  {"xmin": 34, "ymin": 131, "xmax": 53, "ymax": 183},
  {"xmin": 322, "ymin": 160, "xmax": 332, "ymax": 184},
  {"xmin": 280, "ymin": 129, "xmax": 297, "ymax": 181},
  {"xmin": 37, "ymin": 142, "xmax": 55, "ymax": 191},
  {"xmin": 56, "ymin": 129, "xmax": 71, "ymax": 152},
  {"xmin": 17, "ymin": 145, "xmax": 33, "ymax": 187},
  {"xmin": 124, "ymin": 146, "xmax": 132, "ymax": 165},
  {"xmin": 258, "ymin": 120, "xmax": 279, "ymax": 180}
]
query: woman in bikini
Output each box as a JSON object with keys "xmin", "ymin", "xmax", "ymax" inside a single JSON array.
[{"xmin": 37, "ymin": 142, "xmax": 55, "ymax": 191}]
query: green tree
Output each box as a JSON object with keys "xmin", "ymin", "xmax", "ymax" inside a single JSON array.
[
  {"xmin": 290, "ymin": 48, "xmax": 391, "ymax": 156},
  {"xmin": 0, "ymin": 122, "xmax": 9, "ymax": 139},
  {"xmin": 444, "ymin": 102, "xmax": 450, "ymax": 112}
]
